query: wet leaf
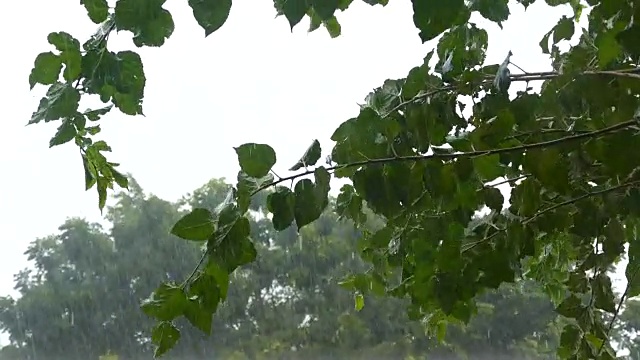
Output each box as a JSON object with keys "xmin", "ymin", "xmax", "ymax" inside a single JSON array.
[
  {"xmin": 151, "ymin": 321, "xmax": 181, "ymax": 358},
  {"xmin": 188, "ymin": 0, "xmax": 232, "ymax": 36},
  {"xmin": 289, "ymin": 139, "xmax": 322, "ymax": 171},
  {"xmin": 235, "ymin": 143, "xmax": 277, "ymax": 178},
  {"xmin": 171, "ymin": 208, "xmax": 215, "ymax": 241}
]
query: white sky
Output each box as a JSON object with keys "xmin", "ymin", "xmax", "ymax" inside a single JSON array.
[{"xmin": 0, "ymin": 1, "xmax": 579, "ymax": 296}]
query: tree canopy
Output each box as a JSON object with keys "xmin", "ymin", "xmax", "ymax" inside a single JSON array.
[{"xmin": 26, "ymin": 0, "xmax": 640, "ymax": 359}]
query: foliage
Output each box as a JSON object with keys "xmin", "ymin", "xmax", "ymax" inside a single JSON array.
[
  {"xmin": 26, "ymin": 0, "xmax": 640, "ymax": 358},
  {"xmin": 0, "ymin": 178, "xmax": 567, "ymax": 359}
]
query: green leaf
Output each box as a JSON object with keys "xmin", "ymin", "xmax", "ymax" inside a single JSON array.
[
  {"xmin": 517, "ymin": 0, "xmax": 536, "ymax": 8},
  {"xmin": 110, "ymin": 168, "xmax": 128, "ymax": 189},
  {"xmin": 592, "ymin": 274, "xmax": 616, "ymax": 313},
  {"xmin": 85, "ymin": 128, "xmax": 99, "ymax": 139},
  {"xmin": 49, "ymin": 119, "xmax": 77, "ymax": 147},
  {"xmin": 151, "ymin": 321, "xmax": 181, "ymax": 358},
  {"xmin": 338, "ymin": 0, "xmax": 354, "ymax": 10},
  {"xmin": 81, "ymin": 154, "xmax": 97, "ymax": 190},
  {"xmin": 47, "ymin": 32, "xmax": 82, "ymax": 82},
  {"xmin": 523, "ymin": 148, "xmax": 570, "ymax": 193},
  {"xmin": 473, "ymin": 154, "xmax": 504, "ymax": 181},
  {"xmin": 92, "ymin": 140, "xmax": 111, "ymax": 152},
  {"xmin": 267, "ymin": 186, "xmax": 296, "ymax": 231},
  {"xmin": 289, "ymin": 139, "xmax": 322, "ymax": 171},
  {"xmin": 277, "ymin": 0, "xmax": 309, "ymax": 29},
  {"xmin": 361, "ymin": 0, "xmax": 388, "ymax": 5},
  {"xmin": 411, "ymin": 0, "xmax": 469, "ymax": 42},
  {"xmin": 235, "ymin": 143, "xmax": 277, "ymax": 178},
  {"xmin": 595, "ymin": 29, "xmax": 622, "ymax": 68},
  {"xmin": 184, "ymin": 272, "xmax": 221, "ymax": 335},
  {"xmin": 114, "ymin": 0, "xmax": 175, "ymax": 47},
  {"xmin": 294, "ymin": 179, "xmax": 323, "ymax": 229},
  {"xmin": 354, "ymin": 293, "xmax": 365, "ymax": 311},
  {"xmin": 84, "ymin": 105, "xmax": 113, "ymax": 121},
  {"xmin": 29, "ymin": 52, "xmax": 62, "ymax": 89},
  {"xmin": 111, "ymin": 51, "xmax": 146, "ymax": 115},
  {"xmin": 237, "ymin": 172, "xmax": 274, "ymax": 212},
  {"xmin": 335, "ymin": 184, "xmax": 366, "ymax": 224},
  {"xmin": 552, "ymin": 16, "xmax": 574, "ymax": 44},
  {"xmin": 323, "ymin": 16, "xmax": 341, "ymax": 38},
  {"xmin": 29, "ymin": 83, "xmax": 81, "ymax": 124},
  {"xmin": 367, "ymin": 226, "xmax": 393, "ymax": 249},
  {"xmin": 616, "ymin": 24, "xmax": 640, "ymax": 59},
  {"xmin": 602, "ymin": 219, "xmax": 624, "ymax": 263},
  {"xmin": 556, "ymin": 294, "xmax": 585, "ymax": 319},
  {"xmin": 81, "ymin": 0, "xmax": 109, "ymax": 23},
  {"xmin": 73, "ymin": 114, "xmax": 86, "ymax": 132},
  {"xmin": 435, "ymin": 23, "xmax": 489, "ymax": 80},
  {"xmin": 189, "ymin": 272, "xmax": 221, "ymax": 314},
  {"xmin": 557, "ymin": 323, "xmax": 581, "ymax": 358},
  {"xmin": 141, "ymin": 282, "xmax": 189, "ymax": 321},
  {"xmin": 482, "ymin": 187, "xmax": 504, "ymax": 212},
  {"xmin": 539, "ymin": 30, "xmax": 552, "ymax": 54},
  {"xmin": 307, "ymin": 9, "xmax": 322, "ymax": 32},
  {"xmin": 205, "ymin": 261, "xmax": 229, "ymax": 299},
  {"xmin": 313, "ymin": 166, "xmax": 331, "ymax": 210},
  {"xmin": 470, "ymin": 0, "xmax": 509, "ymax": 27},
  {"xmin": 340, "ymin": 273, "xmax": 384, "ymax": 295},
  {"xmin": 626, "ymin": 223, "xmax": 640, "ymax": 297},
  {"xmin": 209, "ymin": 210, "xmax": 256, "ymax": 271},
  {"xmin": 364, "ymin": 79, "xmax": 403, "ymax": 114},
  {"xmin": 309, "ymin": 0, "xmax": 339, "ymax": 20},
  {"xmin": 188, "ymin": 0, "xmax": 232, "ymax": 36},
  {"xmin": 171, "ymin": 208, "xmax": 215, "ymax": 241},
  {"xmin": 96, "ymin": 177, "xmax": 109, "ymax": 212},
  {"xmin": 184, "ymin": 299, "xmax": 213, "ymax": 335}
]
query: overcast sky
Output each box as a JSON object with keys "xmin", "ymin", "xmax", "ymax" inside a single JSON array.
[{"xmin": 0, "ymin": 1, "xmax": 578, "ymax": 295}]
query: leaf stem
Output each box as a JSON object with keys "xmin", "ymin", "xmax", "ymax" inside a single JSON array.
[{"xmin": 180, "ymin": 250, "xmax": 209, "ymax": 289}]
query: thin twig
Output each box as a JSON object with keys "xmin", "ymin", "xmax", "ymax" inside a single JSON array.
[
  {"xmin": 586, "ymin": 69, "xmax": 640, "ymax": 80},
  {"xmin": 597, "ymin": 266, "xmax": 640, "ymax": 357},
  {"xmin": 486, "ymin": 174, "xmax": 530, "ymax": 188},
  {"xmin": 509, "ymin": 62, "xmax": 529, "ymax": 74},
  {"xmin": 504, "ymin": 128, "xmax": 590, "ymax": 141},
  {"xmin": 270, "ymin": 170, "xmax": 282, "ymax": 180},
  {"xmin": 180, "ymin": 250, "xmax": 209, "ymax": 289}
]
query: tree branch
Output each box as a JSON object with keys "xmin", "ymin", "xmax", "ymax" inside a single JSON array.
[
  {"xmin": 251, "ymin": 119, "xmax": 638, "ymax": 196},
  {"xmin": 382, "ymin": 67, "xmax": 640, "ymax": 120},
  {"xmin": 462, "ymin": 179, "xmax": 640, "ymax": 253}
]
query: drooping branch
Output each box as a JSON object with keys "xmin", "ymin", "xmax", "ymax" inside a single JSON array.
[
  {"xmin": 462, "ymin": 179, "xmax": 640, "ymax": 253},
  {"xmin": 251, "ymin": 118, "xmax": 639, "ymax": 196}
]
